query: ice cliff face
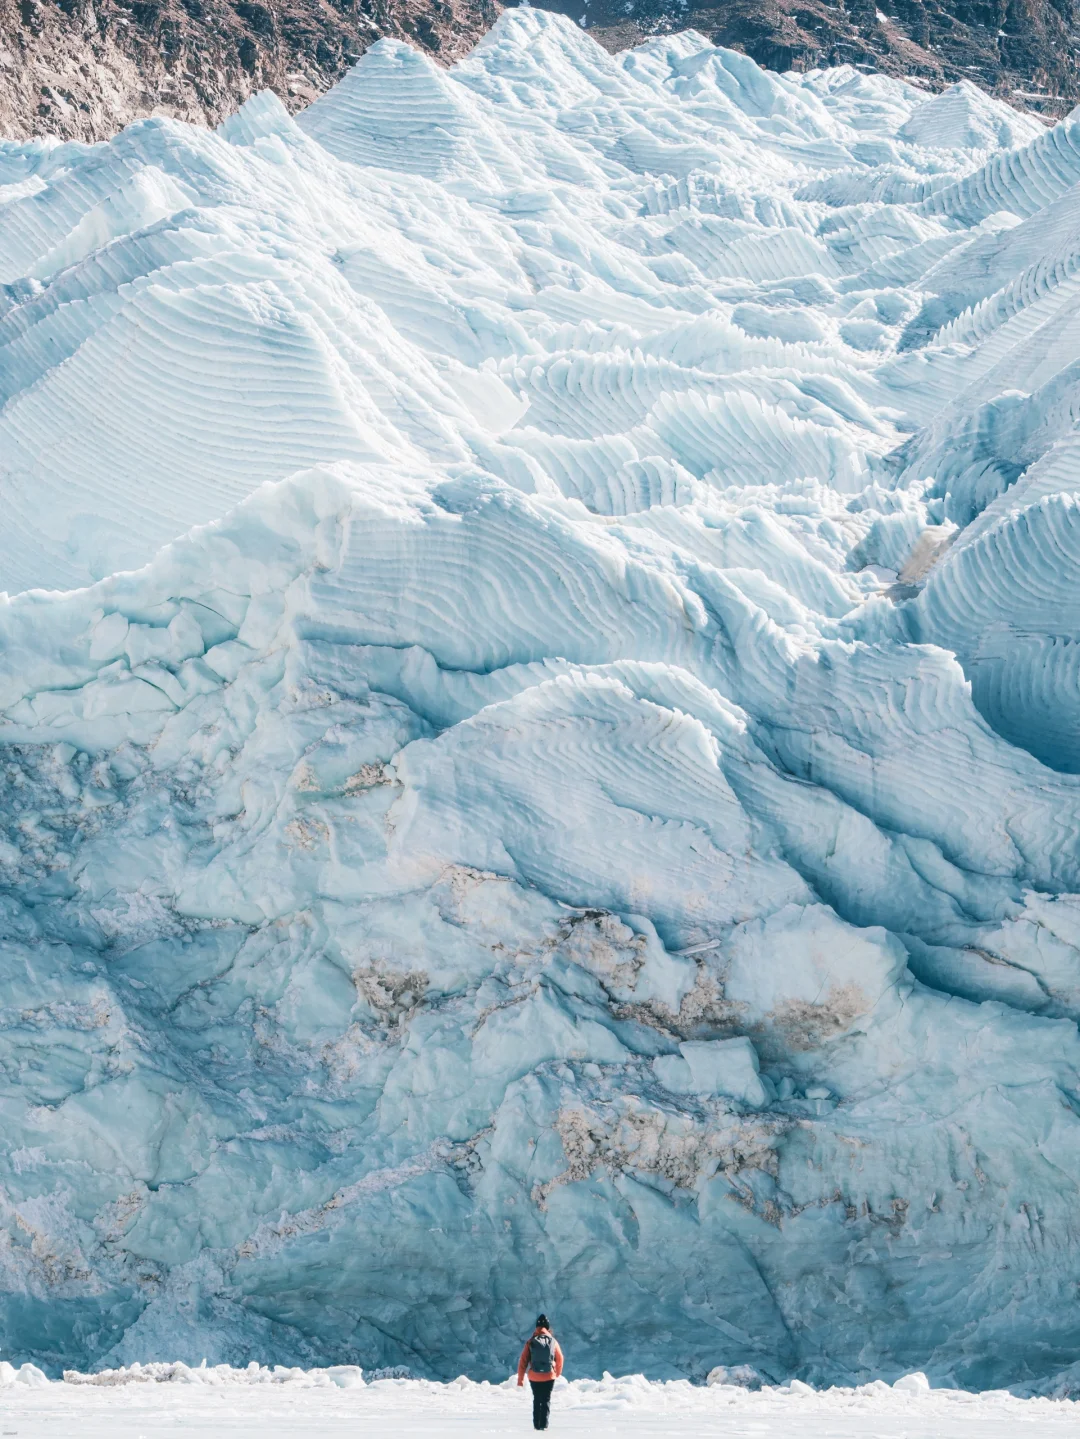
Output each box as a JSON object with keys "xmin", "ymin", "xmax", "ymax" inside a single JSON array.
[{"xmin": 2, "ymin": 11, "xmax": 1080, "ymax": 1389}]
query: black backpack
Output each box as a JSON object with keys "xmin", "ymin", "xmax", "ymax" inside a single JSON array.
[{"xmin": 529, "ymin": 1333, "xmax": 555, "ymax": 1374}]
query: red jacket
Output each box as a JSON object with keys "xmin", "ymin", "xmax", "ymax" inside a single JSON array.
[{"xmin": 517, "ymin": 1328, "xmax": 564, "ymax": 1385}]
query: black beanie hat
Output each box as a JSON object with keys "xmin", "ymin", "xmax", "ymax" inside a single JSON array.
[{"xmin": 536, "ymin": 1314, "xmax": 549, "ymax": 1328}]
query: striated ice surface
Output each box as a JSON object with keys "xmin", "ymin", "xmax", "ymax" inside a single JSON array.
[{"xmin": 4, "ymin": 8, "xmax": 1080, "ymax": 1391}]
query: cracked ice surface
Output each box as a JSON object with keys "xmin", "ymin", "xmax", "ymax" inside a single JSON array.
[{"xmin": 3, "ymin": 5, "xmax": 1080, "ymax": 1390}]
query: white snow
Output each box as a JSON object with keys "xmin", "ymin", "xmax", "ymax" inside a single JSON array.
[
  {"xmin": 2, "ymin": 6, "xmax": 1080, "ymax": 1396},
  {"xmin": 2, "ymin": 1369, "xmax": 1080, "ymax": 1439}
]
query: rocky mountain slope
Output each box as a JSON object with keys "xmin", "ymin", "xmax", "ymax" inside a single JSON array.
[
  {"xmin": 581, "ymin": 0, "xmax": 1080, "ymax": 120},
  {"xmin": 0, "ymin": 0, "xmax": 498, "ymax": 140},
  {"xmin": 1, "ymin": 0, "xmax": 1076, "ymax": 141}
]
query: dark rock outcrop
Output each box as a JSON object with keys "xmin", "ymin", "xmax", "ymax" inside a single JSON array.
[
  {"xmin": 0, "ymin": 0, "xmax": 498, "ymax": 140},
  {"xmin": 579, "ymin": 0, "xmax": 1080, "ymax": 119}
]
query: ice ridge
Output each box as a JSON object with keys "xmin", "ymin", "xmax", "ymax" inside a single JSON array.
[{"xmin": 4, "ymin": 8, "xmax": 1080, "ymax": 1394}]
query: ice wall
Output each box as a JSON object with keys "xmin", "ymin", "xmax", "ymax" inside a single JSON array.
[{"xmin": 3, "ymin": 11, "xmax": 1080, "ymax": 1390}]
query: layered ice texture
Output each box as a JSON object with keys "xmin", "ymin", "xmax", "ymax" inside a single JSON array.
[{"xmin": 2, "ymin": 8, "xmax": 1080, "ymax": 1390}]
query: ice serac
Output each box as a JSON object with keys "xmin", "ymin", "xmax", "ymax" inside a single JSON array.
[{"xmin": 3, "ymin": 8, "xmax": 1080, "ymax": 1394}]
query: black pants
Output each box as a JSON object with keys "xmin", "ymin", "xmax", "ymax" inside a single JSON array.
[{"xmin": 530, "ymin": 1378, "xmax": 554, "ymax": 1430}]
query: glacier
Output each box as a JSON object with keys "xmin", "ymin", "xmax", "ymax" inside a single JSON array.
[{"xmin": 3, "ymin": 7, "xmax": 1080, "ymax": 1391}]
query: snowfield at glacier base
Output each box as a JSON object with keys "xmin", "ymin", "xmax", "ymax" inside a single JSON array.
[
  {"xmin": 5, "ymin": 3, "xmax": 1080, "ymax": 1397},
  {"xmin": 3, "ymin": 1368, "xmax": 1080, "ymax": 1439}
]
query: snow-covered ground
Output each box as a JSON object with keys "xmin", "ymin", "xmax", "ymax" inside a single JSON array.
[{"xmin": 3, "ymin": 1371, "xmax": 1080, "ymax": 1439}]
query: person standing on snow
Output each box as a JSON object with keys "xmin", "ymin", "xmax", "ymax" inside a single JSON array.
[{"xmin": 517, "ymin": 1313, "xmax": 564, "ymax": 1430}]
